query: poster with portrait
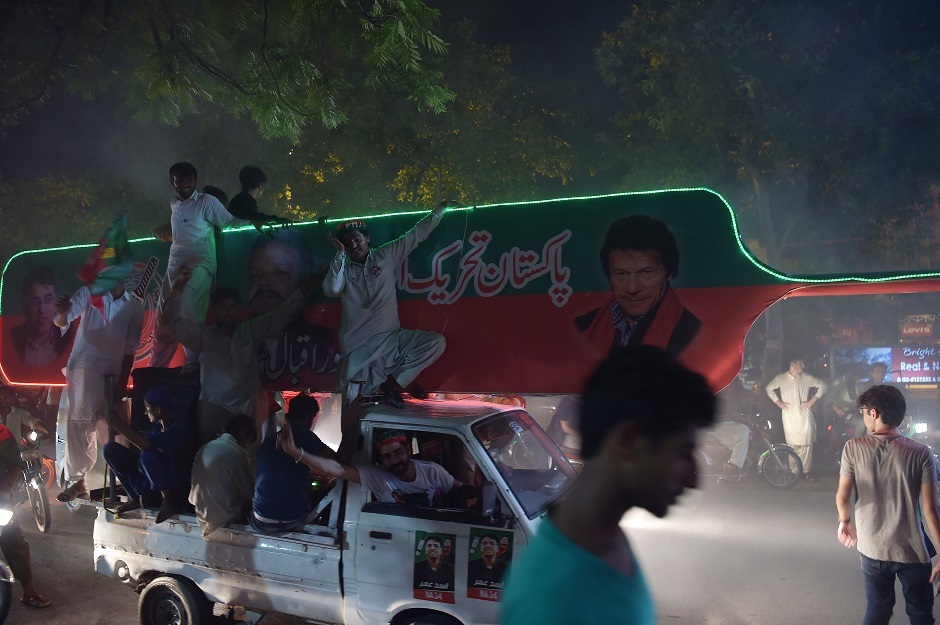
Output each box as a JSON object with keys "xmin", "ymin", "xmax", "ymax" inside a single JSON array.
[
  {"xmin": 413, "ymin": 531, "xmax": 456, "ymax": 604},
  {"xmin": 5, "ymin": 189, "xmax": 938, "ymax": 393},
  {"xmin": 466, "ymin": 527, "xmax": 513, "ymax": 601}
]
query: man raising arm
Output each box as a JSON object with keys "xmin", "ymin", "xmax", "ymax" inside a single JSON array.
[{"xmin": 277, "ymin": 420, "xmax": 466, "ymax": 507}]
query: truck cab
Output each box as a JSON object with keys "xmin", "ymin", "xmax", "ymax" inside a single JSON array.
[{"xmin": 93, "ymin": 398, "xmax": 577, "ymax": 625}]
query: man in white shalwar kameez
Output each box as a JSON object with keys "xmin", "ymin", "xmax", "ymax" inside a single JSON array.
[
  {"xmin": 766, "ymin": 358, "xmax": 827, "ymax": 480},
  {"xmin": 54, "ymin": 284, "xmax": 144, "ymax": 501},
  {"xmin": 323, "ymin": 202, "xmax": 451, "ymax": 406}
]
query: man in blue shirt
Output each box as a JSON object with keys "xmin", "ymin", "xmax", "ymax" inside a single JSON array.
[
  {"xmin": 103, "ymin": 385, "xmax": 197, "ymax": 523},
  {"xmin": 250, "ymin": 394, "xmax": 337, "ymax": 534}
]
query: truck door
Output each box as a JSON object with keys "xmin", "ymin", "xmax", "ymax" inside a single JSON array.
[{"xmin": 347, "ymin": 429, "xmax": 525, "ymax": 624}]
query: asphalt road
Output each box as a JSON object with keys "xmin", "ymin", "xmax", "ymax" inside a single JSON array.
[
  {"xmin": 630, "ymin": 469, "xmax": 899, "ymax": 625},
  {"xmin": 6, "ymin": 458, "xmax": 933, "ymax": 625}
]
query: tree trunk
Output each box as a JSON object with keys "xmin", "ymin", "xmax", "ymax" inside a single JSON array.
[{"xmin": 739, "ymin": 148, "xmax": 785, "ymax": 392}]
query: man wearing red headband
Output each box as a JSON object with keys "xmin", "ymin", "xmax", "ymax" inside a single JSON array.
[
  {"xmin": 323, "ymin": 201, "xmax": 454, "ymax": 407},
  {"xmin": 277, "ymin": 426, "xmax": 464, "ymax": 506}
]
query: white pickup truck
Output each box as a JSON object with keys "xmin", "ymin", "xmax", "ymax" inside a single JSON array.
[{"xmin": 93, "ymin": 399, "xmax": 577, "ymax": 625}]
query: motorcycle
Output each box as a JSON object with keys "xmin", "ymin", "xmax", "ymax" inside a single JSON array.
[
  {"xmin": 12, "ymin": 430, "xmax": 51, "ymax": 533},
  {"xmin": 697, "ymin": 417, "xmax": 804, "ymax": 489}
]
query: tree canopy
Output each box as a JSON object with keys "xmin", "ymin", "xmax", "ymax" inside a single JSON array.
[
  {"xmin": 595, "ymin": 0, "xmax": 940, "ymax": 273},
  {"xmin": 0, "ymin": 0, "xmax": 454, "ymax": 140},
  {"xmin": 269, "ymin": 20, "xmax": 577, "ymax": 219}
]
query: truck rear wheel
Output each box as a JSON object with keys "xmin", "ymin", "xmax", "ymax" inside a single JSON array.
[{"xmin": 139, "ymin": 576, "xmax": 210, "ymax": 625}]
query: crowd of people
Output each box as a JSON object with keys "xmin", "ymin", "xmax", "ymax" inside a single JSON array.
[
  {"xmin": 44, "ymin": 160, "xmax": 456, "ymax": 538},
  {"xmin": 5, "ymin": 159, "xmax": 938, "ymax": 625}
]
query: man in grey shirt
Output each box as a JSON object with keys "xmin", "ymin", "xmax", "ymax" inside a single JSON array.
[
  {"xmin": 836, "ymin": 384, "xmax": 940, "ymax": 624},
  {"xmin": 323, "ymin": 202, "xmax": 452, "ymax": 407}
]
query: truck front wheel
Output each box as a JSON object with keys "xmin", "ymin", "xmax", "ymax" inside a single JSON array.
[{"xmin": 139, "ymin": 576, "xmax": 210, "ymax": 625}]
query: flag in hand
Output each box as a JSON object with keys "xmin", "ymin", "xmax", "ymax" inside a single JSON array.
[{"xmin": 76, "ymin": 215, "xmax": 133, "ymax": 321}]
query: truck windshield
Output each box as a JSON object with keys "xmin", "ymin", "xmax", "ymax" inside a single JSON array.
[{"xmin": 472, "ymin": 411, "xmax": 577, "ymax": 519}]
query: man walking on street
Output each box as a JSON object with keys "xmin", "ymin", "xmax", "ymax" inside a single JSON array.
[
  {"xmin": 836, "ymin": 384, "xmax": 940, "ymax": 625},
  {"xmin": 501, "ymin": 346, "xmax": 715, "ymax": 625},
  {"xmin": 765, "ymin": 357, "xmax": 827, "ymax": 481}
]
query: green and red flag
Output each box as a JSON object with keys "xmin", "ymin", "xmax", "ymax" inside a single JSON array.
[{"xmin": 76, "ymin": 215, "xmax": 133, "ymax": 320}]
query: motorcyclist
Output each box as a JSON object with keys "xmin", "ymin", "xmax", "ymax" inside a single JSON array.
[
  {"xmin": 823, "ymin": 364, "xmax": 864, "ymax": 441},
  {"xmin": 0, "ymin": 423, "xmax": 49, "ymax": 609},
  {"xmin": 705, "ymin": 380, "xmax": 754, "ymax": 481}
]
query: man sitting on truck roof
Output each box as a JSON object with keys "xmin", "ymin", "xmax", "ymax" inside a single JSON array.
[
  {"xmin": 277, "ymin": 425, "xmax": 467, "ymax": 507},
  {"xmin": 323, "ymin": 202, "xmax": 454, "ymax": 408}
]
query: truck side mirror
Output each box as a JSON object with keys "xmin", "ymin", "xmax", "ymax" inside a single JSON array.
[{"xmin": 480, "ymin": 481, "xmax": 497, "ymax": 520}]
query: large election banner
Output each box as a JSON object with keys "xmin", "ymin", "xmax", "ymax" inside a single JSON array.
[{"xmin": 3, "ymin": 188, "xmax": 940, "ymax": 393}]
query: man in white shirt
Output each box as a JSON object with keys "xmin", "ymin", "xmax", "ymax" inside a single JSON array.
[
  {"xmin": 189, "ymin": 414, "xmax": 256, "ymax": 538},
  {"xmin": 151, "ymin": 162, "xmax": 286, "ymax": 368},
  {"xmin": 765, "ymin": 357, "xmax": 827, "ymax": 481},
  {"xmin": 54, "ymin": 283, "xmax": 144, "ymax": 502},
  {"xmin": 323, "ymin": 201, "xmax": 452, "ymax": 406},
  {"xmin": 278, "ymin": 427, "xmax": 465, "ymax": 507}
]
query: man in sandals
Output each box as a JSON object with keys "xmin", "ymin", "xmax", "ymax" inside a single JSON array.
[{"xmin": 323, "ymin": 201, "xmax": 454, "ymax": 407}]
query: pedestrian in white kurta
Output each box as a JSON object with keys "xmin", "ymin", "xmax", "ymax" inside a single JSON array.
[
  {"xmin": 765, "ymin": 358, "xmax": 827, "ymax": 479},
  {"xmin": 53, "ymin": 285, "xmax": 144, "ymax": 501},
  {"xmin": 323, "ymin": 202, "xmax": 450, "ymax": 405}
]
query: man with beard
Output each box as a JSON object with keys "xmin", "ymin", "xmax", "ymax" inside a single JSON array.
[
  {"xmin": 277, "ymin": 427, "xmax": 464, "ymax": 506},
  {"xmin": 151, "ymin": 162, "xmax": 287, "ymax": 368},
  {"xmin": 246, "ymin": 230, "xmax": 337, "ymax": 386},
  {"xmin": 323, "ymin": 202, "xmax": 453, "ymax": 407}
]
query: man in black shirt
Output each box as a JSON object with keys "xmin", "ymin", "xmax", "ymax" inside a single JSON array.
[{"xmin": 227, "ymin": 165, "xmax": 292, "ymax": 231}]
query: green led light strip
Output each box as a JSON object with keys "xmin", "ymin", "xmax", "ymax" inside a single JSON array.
[{"xmin": 5, "ymin": 187, "xmax": 940, "ymax": 315}]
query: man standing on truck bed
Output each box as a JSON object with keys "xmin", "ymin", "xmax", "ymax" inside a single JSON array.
[
  {"xmin": 161, "ymin": 265, "xmax": 316, "ymax": 443},
  {"xmin": 323, "ymin": 201, "xmax": 454, "ymax": 407},
  {"xmin": 501, "ymin": 345, "xmax": 716, "ymax": 625},
  {"xmin": 278, "ymin": 423, "xmax": 466, "ymax": 507},
  {"xmin": 54, "ymin": 280, "xmax": 144, "ymax": 503}
]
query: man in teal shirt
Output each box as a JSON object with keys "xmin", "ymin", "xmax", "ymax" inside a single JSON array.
[{"xmin": 501, "ymin": 346, "xmax": 715, "ymax": 625}]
